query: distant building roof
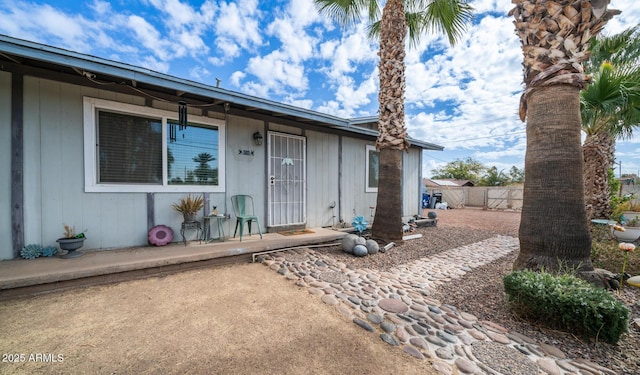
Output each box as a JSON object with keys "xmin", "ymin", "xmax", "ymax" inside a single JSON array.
[{"xmin": 423, "ymin": 178, "xmax": 474, "ymax": 187}]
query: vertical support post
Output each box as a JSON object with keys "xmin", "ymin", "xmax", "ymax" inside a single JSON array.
[
  {"xmin": 11, "ymin": 73, "xmax": 24, "ymax": 258},
  {"xmin": 11, "ymin": 72, "xmax": 24, "ymax": 258},
  {"xmin": 147, "ymin": 193, "xmax": 155, "ymax": 230}
]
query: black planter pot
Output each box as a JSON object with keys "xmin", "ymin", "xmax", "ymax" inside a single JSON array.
[{"xmin": 57, "ymin": 237, "xmax": 86, "ymax": 258}]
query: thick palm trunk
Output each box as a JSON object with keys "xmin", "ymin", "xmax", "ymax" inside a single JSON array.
[
  {"xmin": 583, "ymin": 131, "xmax": 615, "ymax": 219},
  {"xmin": 510, "ymin": 0, "xmax": 618, "ymax": 276},
  {"xmin": 371, "ymin": 0, "xmax": 407, "ymax": 242},
  {"xmin": 515, "ymin": 85, "xmax": 593, "ymax": 272},
  {"xmin": 371, "ymin": 148, "xmax": 404, "ymax": 241}
]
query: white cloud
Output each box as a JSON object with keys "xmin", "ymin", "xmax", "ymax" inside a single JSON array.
[
  {"xmin": 214, "ymin": 0, "xmax": 263, "ymax": 60},
  {"xmin": 245, "ymin": 52, "xmax": 309, "ymax": 93},
  {"xmin": 190, "ymin": 66, "xmax": 211, "ymax": 81}
]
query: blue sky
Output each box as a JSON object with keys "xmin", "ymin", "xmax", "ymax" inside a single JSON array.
[{"xmin": 1, "ymin": 0, "xmax": 638, "ymax": 178}]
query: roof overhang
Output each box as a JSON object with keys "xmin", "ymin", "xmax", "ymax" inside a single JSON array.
[{"xmin": 0, "ymin": 34, "xmax": 443, "ymax": 151}]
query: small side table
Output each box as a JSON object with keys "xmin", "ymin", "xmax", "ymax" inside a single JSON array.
[
  {"xmin": 181, "ymin": 220, "xmax": 202, "ymax": 245},
  {"xmin": 203, "ymin": 215, "xmax": 226, "ymax": 242}
]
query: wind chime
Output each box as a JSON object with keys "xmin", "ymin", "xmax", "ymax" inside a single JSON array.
[{"xmin": 170, "ymin": 100, "xmax": 188, "ymax": 143}]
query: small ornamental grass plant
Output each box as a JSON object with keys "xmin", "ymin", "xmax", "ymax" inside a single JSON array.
[
  {"xmin": 171, "ymin": 194, "xmax": 205, "ymax": 220},
  {"xmin": 503, "ymin": 270, "xmax": 629, "ymax": 344}
]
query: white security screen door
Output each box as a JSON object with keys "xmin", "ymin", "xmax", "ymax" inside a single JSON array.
[{"xmin": 268, "ymin": 132, "xmax": 306, "ymax": 227}]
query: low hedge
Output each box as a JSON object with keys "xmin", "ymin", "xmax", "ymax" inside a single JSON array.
[{"xmin": 503, "ymin": 270, "xmax": 629, "ymax": 344}]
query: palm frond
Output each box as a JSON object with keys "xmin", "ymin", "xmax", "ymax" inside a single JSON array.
[
  {"xmin": 586, "ymin": 26, "xmax": 640, "ymax": 73},
  {"xmin": 422, "ymin": 0, "xmax": 474, "ymax": 45},
  {"xmin": 581, "ymin": 62, "xmax": 640, "ymax": 139},
  {"xmin": 314, "ymin": 0, "xmax": 380, "ymax": 27}
]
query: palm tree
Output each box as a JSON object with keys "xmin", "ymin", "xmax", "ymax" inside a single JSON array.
[
  {"xmin": 314, "ymin": 0, "xmax": 473, "ymax": 242},
  {"xmin": 192, "ymin": 152, "xmax": 216, "ymax": 184},
  {"xmin": 509, "ymin": 0, "xmax": 619, "ymax": 273},
  {"xmin": 582, "ymin": 27, "xmax": 640, "ymax": 220}
]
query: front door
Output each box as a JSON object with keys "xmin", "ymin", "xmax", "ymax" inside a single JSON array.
[{"xmin": 267, "ymin": 132, "xmax": 306, "ymax": 227}]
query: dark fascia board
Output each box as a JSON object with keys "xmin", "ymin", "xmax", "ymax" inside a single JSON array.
[{"xmin": 0, "ymin": 34, "xmax": 443, "ymax": 151}]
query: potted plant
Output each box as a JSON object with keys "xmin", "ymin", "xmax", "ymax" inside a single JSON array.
[
  {"xmin": 620, "ymin": 200, "xmax": 640, "ymax": 224},
  {"xmin": 171, "ymin": 194, "xmax": 204, "ymax": 222},
  {"xmin": 611, "ymin": 199, "xmax": 640, "ymax": 242},
  {"xmin": 56, "ymin": 225, "xmax": 86, "ymax": 258}
]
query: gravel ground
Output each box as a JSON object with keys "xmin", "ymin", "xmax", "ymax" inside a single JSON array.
[{"xmin": 322, "ymin": 208, "xmax": 640, "ymax": 375}]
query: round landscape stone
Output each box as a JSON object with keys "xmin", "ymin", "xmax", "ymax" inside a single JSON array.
[
  {"xmin": 353, "ymin": 244, "xmax": 368, "ymax": 257},
  {"xmin": 342, "ymin": 234, "xmax": 358, "ymax": 253},
  {"xmin": 472, "ymin": 341, "xmax": 537, "ymax": 375},
  {"xmin": 319, "ymin": 271, "xmax": 348, "ymax": 284},
  {"xmin": 365, "ymin": 239, "xmax": 379, "ymax": 255},
  {"xmin": 378, "ymin": 298, "xmax": 409, "ymax": 313},
  {"xmin": 355, "ymin": 236, "xmax": 366, "ymax": 245}
]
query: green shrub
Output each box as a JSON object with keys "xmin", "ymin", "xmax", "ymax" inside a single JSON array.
[{"xmin": 504, "ymin": 270, "xmax": 629, "ymax": 344}]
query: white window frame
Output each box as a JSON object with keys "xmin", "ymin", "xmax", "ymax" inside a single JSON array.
[
  {"xmin": 365, "ymin": 144, "xmax": 379, "ymax": 193},
  {"xmin": 83, "ymin": 97, "xmax": 226, "ymax": 193}
]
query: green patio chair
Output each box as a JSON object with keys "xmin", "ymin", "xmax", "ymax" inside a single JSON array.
[{"xmin": 231, "ymin": 195, "xmax": 263, "ymax": 242}]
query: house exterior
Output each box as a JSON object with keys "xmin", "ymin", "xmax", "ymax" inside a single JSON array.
[{"xmin": 0, "ymin": 35, "xmax": 443, "ymax": 260}]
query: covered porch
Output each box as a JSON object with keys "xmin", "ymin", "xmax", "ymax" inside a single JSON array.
[{"xmin": 0, "ymin": 227, "xmax": 345, "ymax": 301}]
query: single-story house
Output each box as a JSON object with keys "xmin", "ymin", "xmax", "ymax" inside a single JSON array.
[{"xmin": 0, "ymin": 34, "xmax": 443, "ymax": 260}]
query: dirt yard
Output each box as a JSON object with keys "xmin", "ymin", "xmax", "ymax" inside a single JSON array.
[
  {"xmin": 0, "ymin": 262, "xmax": 436, "ymax": 375},
  {"xmin": 427, "ymin": 207, "xmax": 520, "ymax": 236}
]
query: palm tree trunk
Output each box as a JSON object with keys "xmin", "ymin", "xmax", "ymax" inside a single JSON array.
[
  {"xmin": 583, "ymin": 131, "xmax": 615, "ymax": 219},
  {"xmin": 371, "ymin": 0, "xmax": 407, "ymax": 242},
  {"xmin": 515, "ymin": 85, "xmax": 593, "ymax": 272},
  {"xmin": 371, "ymin": 148, "xmax": 404, "ymax": 241}
]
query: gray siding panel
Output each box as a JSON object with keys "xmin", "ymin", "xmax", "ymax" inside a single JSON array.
[
  {"xmin": 402, "ymin": 149, "xmax": 420, "ymax": 218},
  {"xmin": 306, "ymin": 131, "xmax": 339, "ymax": 228},
  {"xmin": 225, "ymin": 115, "xmax": 266, "ymax": 226},
  {"xmin": 340, "ymin": 138, "xmax": 376, "ymax": 225}
]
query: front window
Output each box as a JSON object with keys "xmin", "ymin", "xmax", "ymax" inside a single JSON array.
[
  {"xmin": 167, "ymin": 121, "xmax": 219, "ymax": 186},
  {"xmin": 365, "ymin": 144, "xmax": 379, "ymax": 193},
  {"xmin": 84, "ymin": 97, "xmax": 225, "ymax": 192},
  {"xmin": 98, "ymin": 111, "xmax": 163, "ymax": 184}
]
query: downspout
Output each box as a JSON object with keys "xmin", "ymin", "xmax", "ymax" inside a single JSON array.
[
  {"xmin": 401, "ymin": 149, "xmax": 405, "ymax": 219},
  {"xmin": 263, "ymin": 120, "xmax": 269, "ymax": 229},
  {"xmin": 223, "ymin": 103, "xmax": 230, "ymax": 218},
  {"xmin": 11, "ymin": 73, "xmax": 24, "ymax": 258},
  {"xmin": 338, "ymin": 135, "xmax": 343, "ymax": 226}
]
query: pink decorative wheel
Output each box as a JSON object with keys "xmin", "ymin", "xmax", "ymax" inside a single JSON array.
[{"xmin": 148, "ymin": 225, "xmax": 174, "ymax": 246}]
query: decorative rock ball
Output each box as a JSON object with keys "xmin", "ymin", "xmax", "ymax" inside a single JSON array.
[
  {"xmin": 355, "ymin": 236, "xmax": 366, "ymax": 246},
  {"xmin": 342, "ymin": 234, "xmax": 359, "ymax": 254},
  {"xmin": 365, "ymin": 239, "xmax": 379, "ymax": 255},
  {"xmin": 427, "ymin": 211, "xmax": 437, "ymax": 219},
  {"xmin": 353, "ymin": 244, "xmax": 368, "ymax": 257}
]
